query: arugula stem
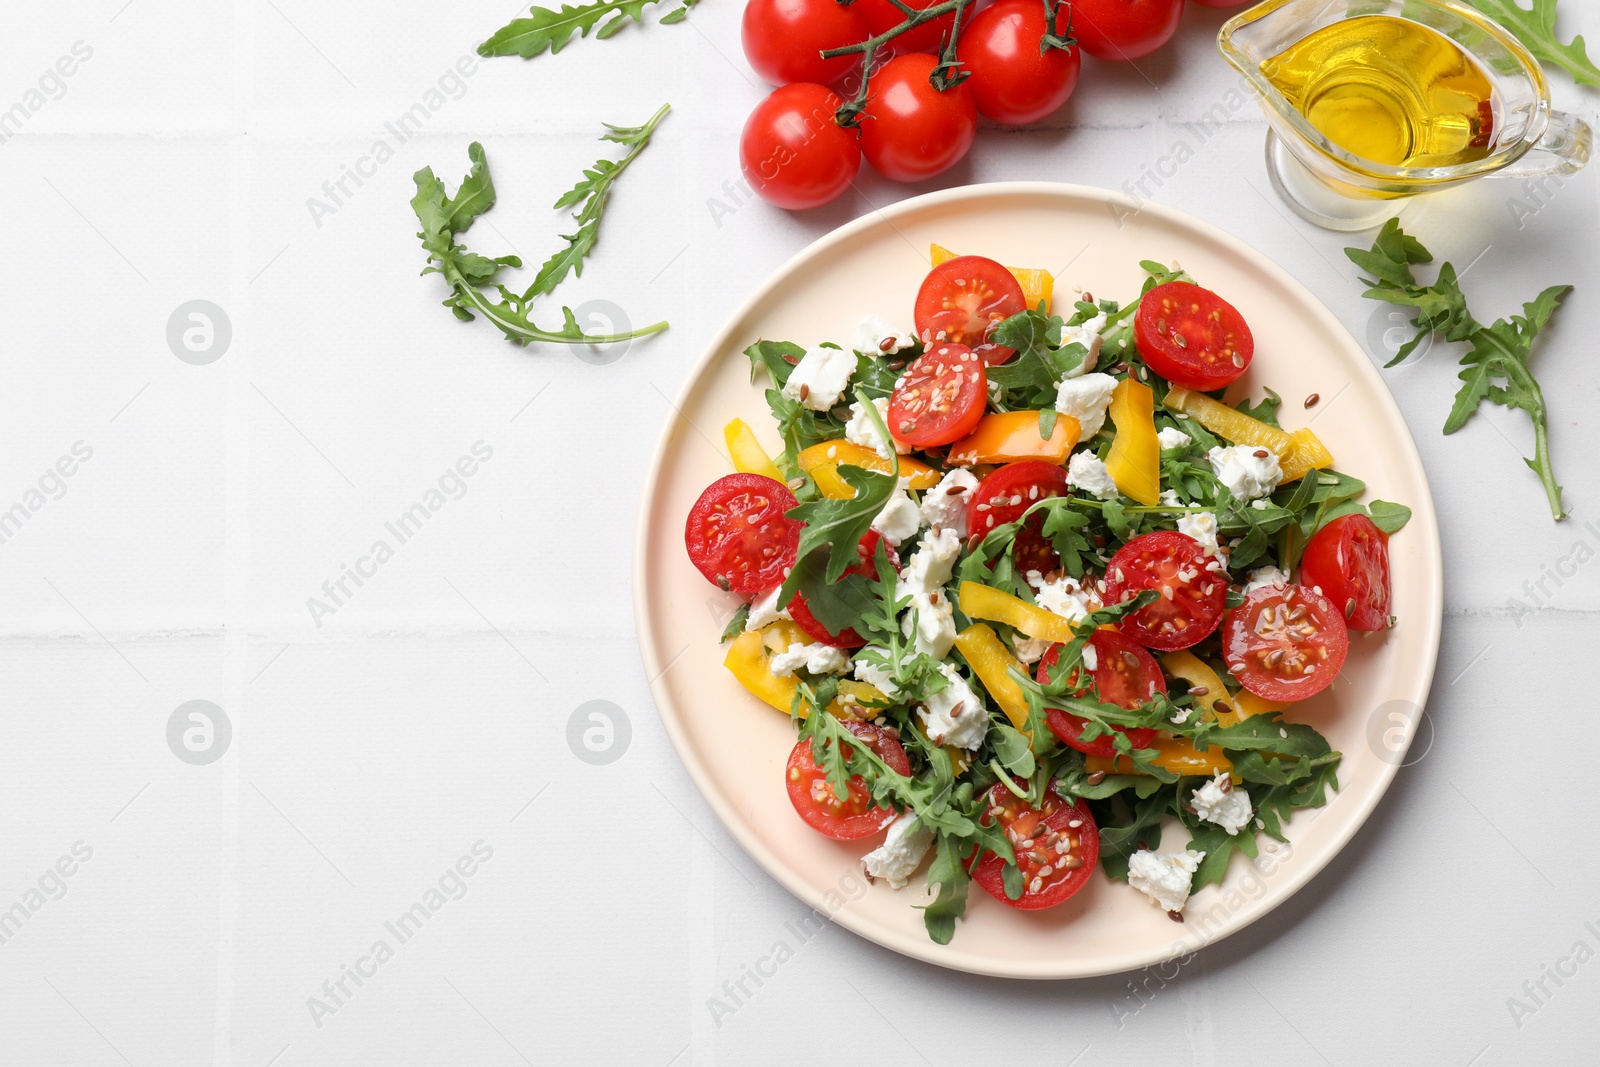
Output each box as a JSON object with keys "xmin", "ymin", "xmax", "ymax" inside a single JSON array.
[
  {"xmin": 1507, "ymin": 360, "xmax": 1565, "ymax": 520},
  {"xmin": 442, "ymin": 260, "xmax": 668, "ymax": 345}
]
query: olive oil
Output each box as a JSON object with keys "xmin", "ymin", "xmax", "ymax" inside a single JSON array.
[{"xmin": 1261, "ymin": 15, "xmax": 1496, "ymax": 169}]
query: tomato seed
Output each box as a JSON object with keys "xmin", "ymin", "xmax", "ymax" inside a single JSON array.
[{"xmin": 1232, "ymin": 353, "xmax": 1246, "ymax": 369}]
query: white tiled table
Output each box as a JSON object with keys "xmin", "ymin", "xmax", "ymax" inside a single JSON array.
[{"xmin": 2, "ymin": 2, "xmax": 1597, "ymax": 1064}]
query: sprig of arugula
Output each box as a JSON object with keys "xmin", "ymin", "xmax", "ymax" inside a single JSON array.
[
  {"xmin": 1346, "ymin": 219, "xmax": 1571, "ymax": 520},
  {"xmin": 479, "ymin": 0, "xmax": 697, "ymax": 60},
  {"xmin": 1463, "ymin": 0, "xmax": 1600, "ymax": 86},
  {"xmin": 411, "ymin": 111, "xmax": 670, "ymax": 348}
]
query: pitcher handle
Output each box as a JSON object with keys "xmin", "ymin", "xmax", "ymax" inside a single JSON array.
[{"xmin": 1501, "ymin": 110, "xmax": 1593, "ymax": 178}]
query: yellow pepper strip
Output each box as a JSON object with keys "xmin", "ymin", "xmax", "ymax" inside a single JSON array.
[
  {"xmin": 796, "ymin": 440, "xmax": 940, "ymax": 498},
  {"xmin": 723, "ymin": 418, "xmax": 783, "ymax": 481},
  {"xmin": 1086, "ymin": 733, "xmax": 1234, "ymax": 777},
  {"xmin": 1104, "ymin": 379, "xmax": 1162, "ymax": 506},
  {"xmin": 958, "ymin": 581, "xmax": 1078, "ymax": 646},
  {"xmin": 1279, "ymin": 427, "xmax": 1334, "ymax": 483},
  {"xmin": 947, "ymin": 410, "xmax": 1079, "ymax": 466},
  {"xmin": 1159, "ymin": 650, "xmax": 1236, "ymax": 725},
  {"xmin": 725, "ymin": 627, "xmax": 885, "ymax": 719},
  {"xmin": 1234, "ymin": 691, "xmax": 1289, "ymax": 719},
  {"xmin": 930, "ymin": 242, "xmax": 1053, "ymax": 312},
  {"xmin": 952, "ymin": 623, "xmax": 1032, "ymax": 733}
]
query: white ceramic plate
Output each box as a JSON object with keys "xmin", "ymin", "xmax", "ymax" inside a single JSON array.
[{"xmin": 634, "ymin": 183, "xmax": 1442, "ymax": 979}]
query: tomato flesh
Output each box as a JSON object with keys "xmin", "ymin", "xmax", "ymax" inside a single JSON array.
[
  {"xmin": 1300, "ymin": 514, "xmax": 1392, "ymax": 631},
  {"xmin": 1103, "ymin": 530, "xmax": 1228, "ymax": 650},
  {"xmin": 966, "ymin": 461, "xmax": 1070, "ymax": 574},
  {"xmin": 685, "ymin": 473, "xmax": 801, "ymax": 595},
  {"xmin": 785, "ymin": 723, "xmax": 910, "ymax": 840},
  {"xmin": 959, "ymin": 0, "xmax": 1081, "ymax": 126},
  {"xmin": 887, "ymin": 342, "xmax": 987, "ymax": 448},
  {"xmin": 971, "ymin": 783, "xmax": 1098, "ymax": 910},
  {"xmin": 1222, "ymin": 584, "xmax": 1350, "ymax": 702},
  {"xmin": 1037, "ymin": 631, "xmax": 1164, "ymax": 757},
  {"xmin": 740, "ymin": 83, "xmax": 861, "ymax": 210},
  {"xmin": 914, "ymin": 255, "xmax": 1027, "ymax": 366},
  {"xmin": 1134, "ymin": 281, "xmax": 1255, "ymax": 392}
]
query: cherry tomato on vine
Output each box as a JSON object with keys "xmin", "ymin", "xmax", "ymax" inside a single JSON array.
[
  {"xmin": 958, "ymin": 0, "xmax": 1081, "ymax": 126},
  {"xmin": 970, "ymin": 783, "xmax": 1098, "ymax": 910},
  {"xmin": 855, "ymin": 0, "xmax": 960, "ymax": 55},
  {"xmin": 740, "ymin": 83, "xmax": 862, "ymax": 209},
  {"xmin": 1222, "ymin": 584, "xmax": 1349, "ymax": 702},
  {"xmin": 913, "ymin": 255, "xmax": 1027, "ymax": 364},
  {"xmin": 741, "ymin": 0, "xmax": 871, "ymax": 87},
  {"xmin": 1299, "ymin": 514, "xmax": 1392, "ymax": 632},
  {"xmin": 1071, "ymin": 0, "xmax": 1184, "ymax": 61},
  {"xmin": 785, "ymin": 722, "xmax": 911, "ymax": 840},
  {"xmin": 859, "ymin": 54, "xmax": 977, "ymax": 183},
  {"xmin": 1134, "ymin": 280, "xmax": 1255, "ymax": 391}
]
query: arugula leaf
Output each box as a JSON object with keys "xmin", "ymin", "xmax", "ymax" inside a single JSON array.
[
  {"xmin": 1463, "ymin": 0, "xmax": 1600, "ymax": 86},
  {"xmin": 1097, "ymin": 789, "xmax": 1173, "ymax": 881},
  {"xmin": 527, "ymin": 104, "xmax": 670, "ymax": 298},
  {"xmin": 719, "ymin": 602, "xmax": 749, "ymax": 642},
  {"xmin": 1234, "ymin": 388, "xmax": 1283, "ymax": 427},
  {"xmin": 412, "ymin": 139, "xmax": 668, "ymax": 347},
  {"xmin": 479, "ymin": 0, "xmax": 691, "ymax": 60},
  {"xmin": 745, "ymin": 340, "xmax": 805, "ymax": 389},
  {"xmin": 922, "ymin": 834, "xmax": 972, "ymax": 945}
]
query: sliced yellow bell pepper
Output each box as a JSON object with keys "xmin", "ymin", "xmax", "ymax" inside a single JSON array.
[
  {"xmin": 1162, "ymin": 386, "xmax": 1333, "ymax": 485},
  {"xmin": 1104, "ymin": 378, "xmax": 1161, "ymax": 506},
  {"xmin": 796, "ymin": 439, "xmax": 940, "ymax": 498},
  {"xmin": 723, "ymin": 418, "xmax": 783, "ymax": 482},
  {"xmin": 1234, "ymin": 691, "xmax": 1289, "ymax": 719},
  {"xmin": 1086, "ymin": 733, "xmax": 1234, "ymax": 777},
  {"xmin": 1159, "ymin": 650, "xmax": 1237, "ymax": 725},
  {"xmin": 726, "ymin": 625, "xmax": 885, "ymax": 719},
  {"xmin": 930, "ymin": 243, "xmax": 1053, "ymax": 312},
  {"xmin": 952, "ymin": 623, "xmax": 1032, "ymax": 734},
  {"xmin": 947, "ymin": 410, "xmax": 1079, "ymax": 466},
  {"xmin": 1279, "ymin": 427, "xmax": 1335, "ymax": 483},
  {"xmin": 958, "ymin": 581, "xmax": 1079, "ymax": 646}
]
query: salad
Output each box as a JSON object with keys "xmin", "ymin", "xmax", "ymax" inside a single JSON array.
[{"xmin": 683, "ymin": 249, "xmax": 1410, "ymax": 945}]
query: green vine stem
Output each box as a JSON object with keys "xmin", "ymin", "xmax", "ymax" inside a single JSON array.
[{"xmin": 820, "ymin": 0, "xmax": 976, "ymax": 126}]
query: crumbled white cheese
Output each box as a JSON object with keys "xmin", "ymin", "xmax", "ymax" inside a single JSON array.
[
  {"xmin": 1192, "ymin": 774, "xmax": 1253, "ymax": 836},
  {"xmin": 852, "ymin": 656, "xmax": 901, "ymax": 700},
  {"xmin": 1058, "ymin": 311, "xmax": 1108, "ymax": 376},
  {"xmin": 1081, "ymin": 643, "xmax": 1099, "ymax": 671},
  {"xmin": 862, "ymin": 813, "xmax": 933, "ymax": 889},
  {"xmin": 903, "ymin": 590, "xmax": 956, "ymax": 659},
  {"xmin": 770, "ymin": 642, "xmax": 850, "ymax": 677},
  {"xmin": 1026, "ymin": 570, "xmax": 1101, "ymax": 622},
  {"xmin": 1170, "ymin": 706, "xmax": 1192, "ymax": 725},
  {"xmin": 1207, "ymin": 444, "xmax": 1283, "ymax": 501},
  {"xmin": 1251, "ymin": 499, "xmax": 1271, "ymax": 511},
  {"xmin": 850, "ymin": 316, "xmax": 916, "ymax": 356},
  {"xmin": 744, "ymin": 586, "xmax": 790, "ymax": 631},
  {"xmin": 1067, "ymin": 451, "xmax": 1119, "ymax": 500},
  {"xmin": 872, "ymin": 487, "xmax": 924, "ymax": 546},
  {"xmin": 1054, "ymin": 372, "xmax": 1119, "ymax": 436},
  {"xmin": 1009, "ymin": 633, "xmax": 1053, "ymax": 665},
  {"xmin": 1127, "ymin": 849, "xmax": 1206, "ymax": 913},
  {"xmin": 781, "ymin": 344, "xmax": 856, "ymax": 411},
  {"xmin": 1157, "ymin": 427, "xmax": 1192, "ymax": 451},
  {"xmin": 1176, "ymin": 510, "xmax": 1223, "ymax": 557},
  {"xmin": 1160, "ymin": 489, "xmax": 1182, "ymax": 507},
  {"xmin": 919, "ymin": 664, "xmax": 988, "ymax": 750},
  {"xmin": 898, "ymin": 527, "xmax": 961, "ymax": 599},
  {"xmin": 920, "ymin": 468, "xmax": 979, "ymax": 537},
  {"xmin": 1242, "ymin": 565, "xmax": 1290, "ymax": 595},
  {"xmin": 844, "ymin": 396, "xmax": 908, "ymax": 460}
]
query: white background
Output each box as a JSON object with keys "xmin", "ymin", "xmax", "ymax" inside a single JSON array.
[{"xmin": 1, "ymin": 1, "xmax": 1597, "ymax": 1064}]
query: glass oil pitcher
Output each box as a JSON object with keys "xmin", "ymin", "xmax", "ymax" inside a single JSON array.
[{"xmin": 1219, "ymin": 0, "xmax": 1592, "ymax": 230}]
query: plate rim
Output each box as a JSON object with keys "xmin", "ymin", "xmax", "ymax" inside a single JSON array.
[{"xmin": 633, "ymin": 181, "xmax": 1444, "ymax": 979}]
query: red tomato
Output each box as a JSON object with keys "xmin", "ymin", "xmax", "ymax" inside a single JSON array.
[
  {"xmin": 1103, "ymin": 530, "xmax": 1228, "ymax": 650},
  {"xmin": 1037, "ymin": 631, "xmax": 1164, "ymax": 757},
  {"xmin": 788, "ymin": 531, "xmax": 891, "ymax": 648},
  {"xmin": 1134, "ymin": 281, "xmax": 1255, "ymax": 391},
  {"xmin": 887, "ymin": 342, "xmax": 987, "ymax": 448},
  {"xmin": 685, "ymin": 473, "xmax": 801, "ymax": 595},
  {"xmin": 785, "ymin": 722, "xmax": 911, "ymax": 840},
  {"xmin": 967, "ymin": 460, "xmax": 1070, "ymax": 574},
  {"xmin": 859, "ymin": 54, "xmax": 977, "ymax": 183},
  {"xmin": 971, "ymin": 782, "xmax": 1098, "ymax": 910},
  {"xmin": 913, "ymin": 255, "xmax": 1027, "ymax": 365},
  {"xmin": 1222, "ymin": 584, "xmax": 1349, "ymax": 701},
  {"xmin": 1189, "ymin": 0, "xmax": 1254, "ymax": 7},
  {"xmin": 742, "ymin": 0, "xmax": 871, "ymax": 86},
  {"xmin": 1071, "ymin": 0, "xmax": 1184, "ymax": 61},
  {"xmin": 740, "ymin": 83, "xmax": 861, "ymax": 210},
  {"xmin": 855, "ymin": 0, "xmax": 959, "ymax": 54},
  {"xmin": 1300, "ymin": 514, "xmax": 1392, "ymax": 631},
  {"xmin": 958, "ymin": 0, "xmax": 1081, "ymax": 125}
]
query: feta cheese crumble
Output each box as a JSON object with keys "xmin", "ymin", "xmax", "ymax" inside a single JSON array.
[
  {"xmin": 862, "ymin": 813, "xmax": 933, "ymax": 889},
  {"xmin": 781, "ymin": 344, "xmax": 855, "ymax": 411},
  {"xmin": 844, "ymin": 396, "xmax": 908, "ymax": 460},
  {"xmin": 1026, "ymin": 569, "xmax": 1101, "ymax": 622},
  {"xmin": 850, "ymin": 316, "xmax": 915, "ymax": 356},
  {"xmin": 1127, "ymin": 849, "xmax": 1206, "ymax": 914},
  {"xmin": 898, "ymin": 527, "xmax": 961, "ymax": 598},
  {"xmin": 770, "ymin": 642, "xmax": 850, "ymax": 677},
  {"xmin": 1009, "ymin": 633, "xmax": 1053, "ymax": 665},
  {"xmin": 903, "ymin": 590, "xmax": 956, "ymax": 658},
  {"xmin": 1081, "ymin": 643, "xmax": 1099, "ymax": 671},
  {"xmin": 920, "ymin": 468, "xmax": 979, "ymax": 536},
  {"xmin": 1054, "ymin": 373, "xmax": 1119, "ymax": 437},
  {"xmin": 1207, "ymin": 444, "xmax": 1283, "ymax": 501},
  {"xmin": 1175, "ymin": 510, "xmax": 1223, "ymax": 558},
  {"xmin": 1242, "ymin": 565, "xmax": 1289, "ymax": 595},
  {"xmin": 872, "ymin": 486, "xmax": 923, "ymax": 546},
  {"xmin": 1067, "ymin": 451, "xmax": 1119, "ymax": 500},
  {"xmin": 853, "ymin": 657, "xmax": 901, "ymax": 700},
  {"xmin": 919, "ymin": 664, "xmax": 988, "ymax": 750},
  {"xmin": 1157, "ymin": 426, "xmax": 1192, "ymax": 451},
  {"xmin": 744, "ymin": 586, "xmax": 791, "ymax": 631},
  {"xmin": 1058, "ymin": 311, "xmax": 1108, "ymax": 375},
  {"xmin": 1191, "ymin": 774, "xmax": 1253, "ymax": 836}
]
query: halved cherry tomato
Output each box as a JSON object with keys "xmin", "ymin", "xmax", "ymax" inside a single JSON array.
[
  {"xmin": 971, "ymin": 782, "xmax": 1098, "ymax": 910},
  {"xmin": 967, "ymin": 461, "xmax": 1070, "ymax": 575},
  {"xmin": 789, "ymin": 531, "xmax": 893, "ymax": 648},
  {"xmin": 887, "ymin": 342, "xmax": 987, "ymax": 448},
  {"xmin": 685, "ymin": 474, "xmax": 801, "ymax": 595},
  {"xmin": 855, "ymin": 0, "xmax": 959, "ymax": 55},
  {"xmin": 786, "ymin": 722, "xmax": 911, "ymax": 840},
  {"xmin": 1071, "ymin": 0, "xmax": 1184, "ymax": 61},
  {"xmin": 1222, "ymin": 584, "xmax": 1349, "ymax": 701},
  {"xmin": 1103, "ymin": 530, "xmax": 1228, "ymax": 650},
  {"xmin": 958, "ymin": 0, "xmax": 1081, "ymax": 126},
  {"xmin": 913, "ymin": 255, "xmax": 1028, "ymax": 366},
  {"xmin": 1134, "ymin": 281, "xmax": 1255, "ymax": 392},
  {"xmin": 859, "ymin": 54, "xmax": 978, "ymax": 183},
  {"xmin": 741, "ymin": 0, "xmax": 870, "ymax": 87},
  {"xmin": 1037, "ymin": 630, "xmax": 1164, "ymax": 757},
  {"xmin": 1300, "ymin": 513, "xmax": 1391, "ymax": 632}
]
